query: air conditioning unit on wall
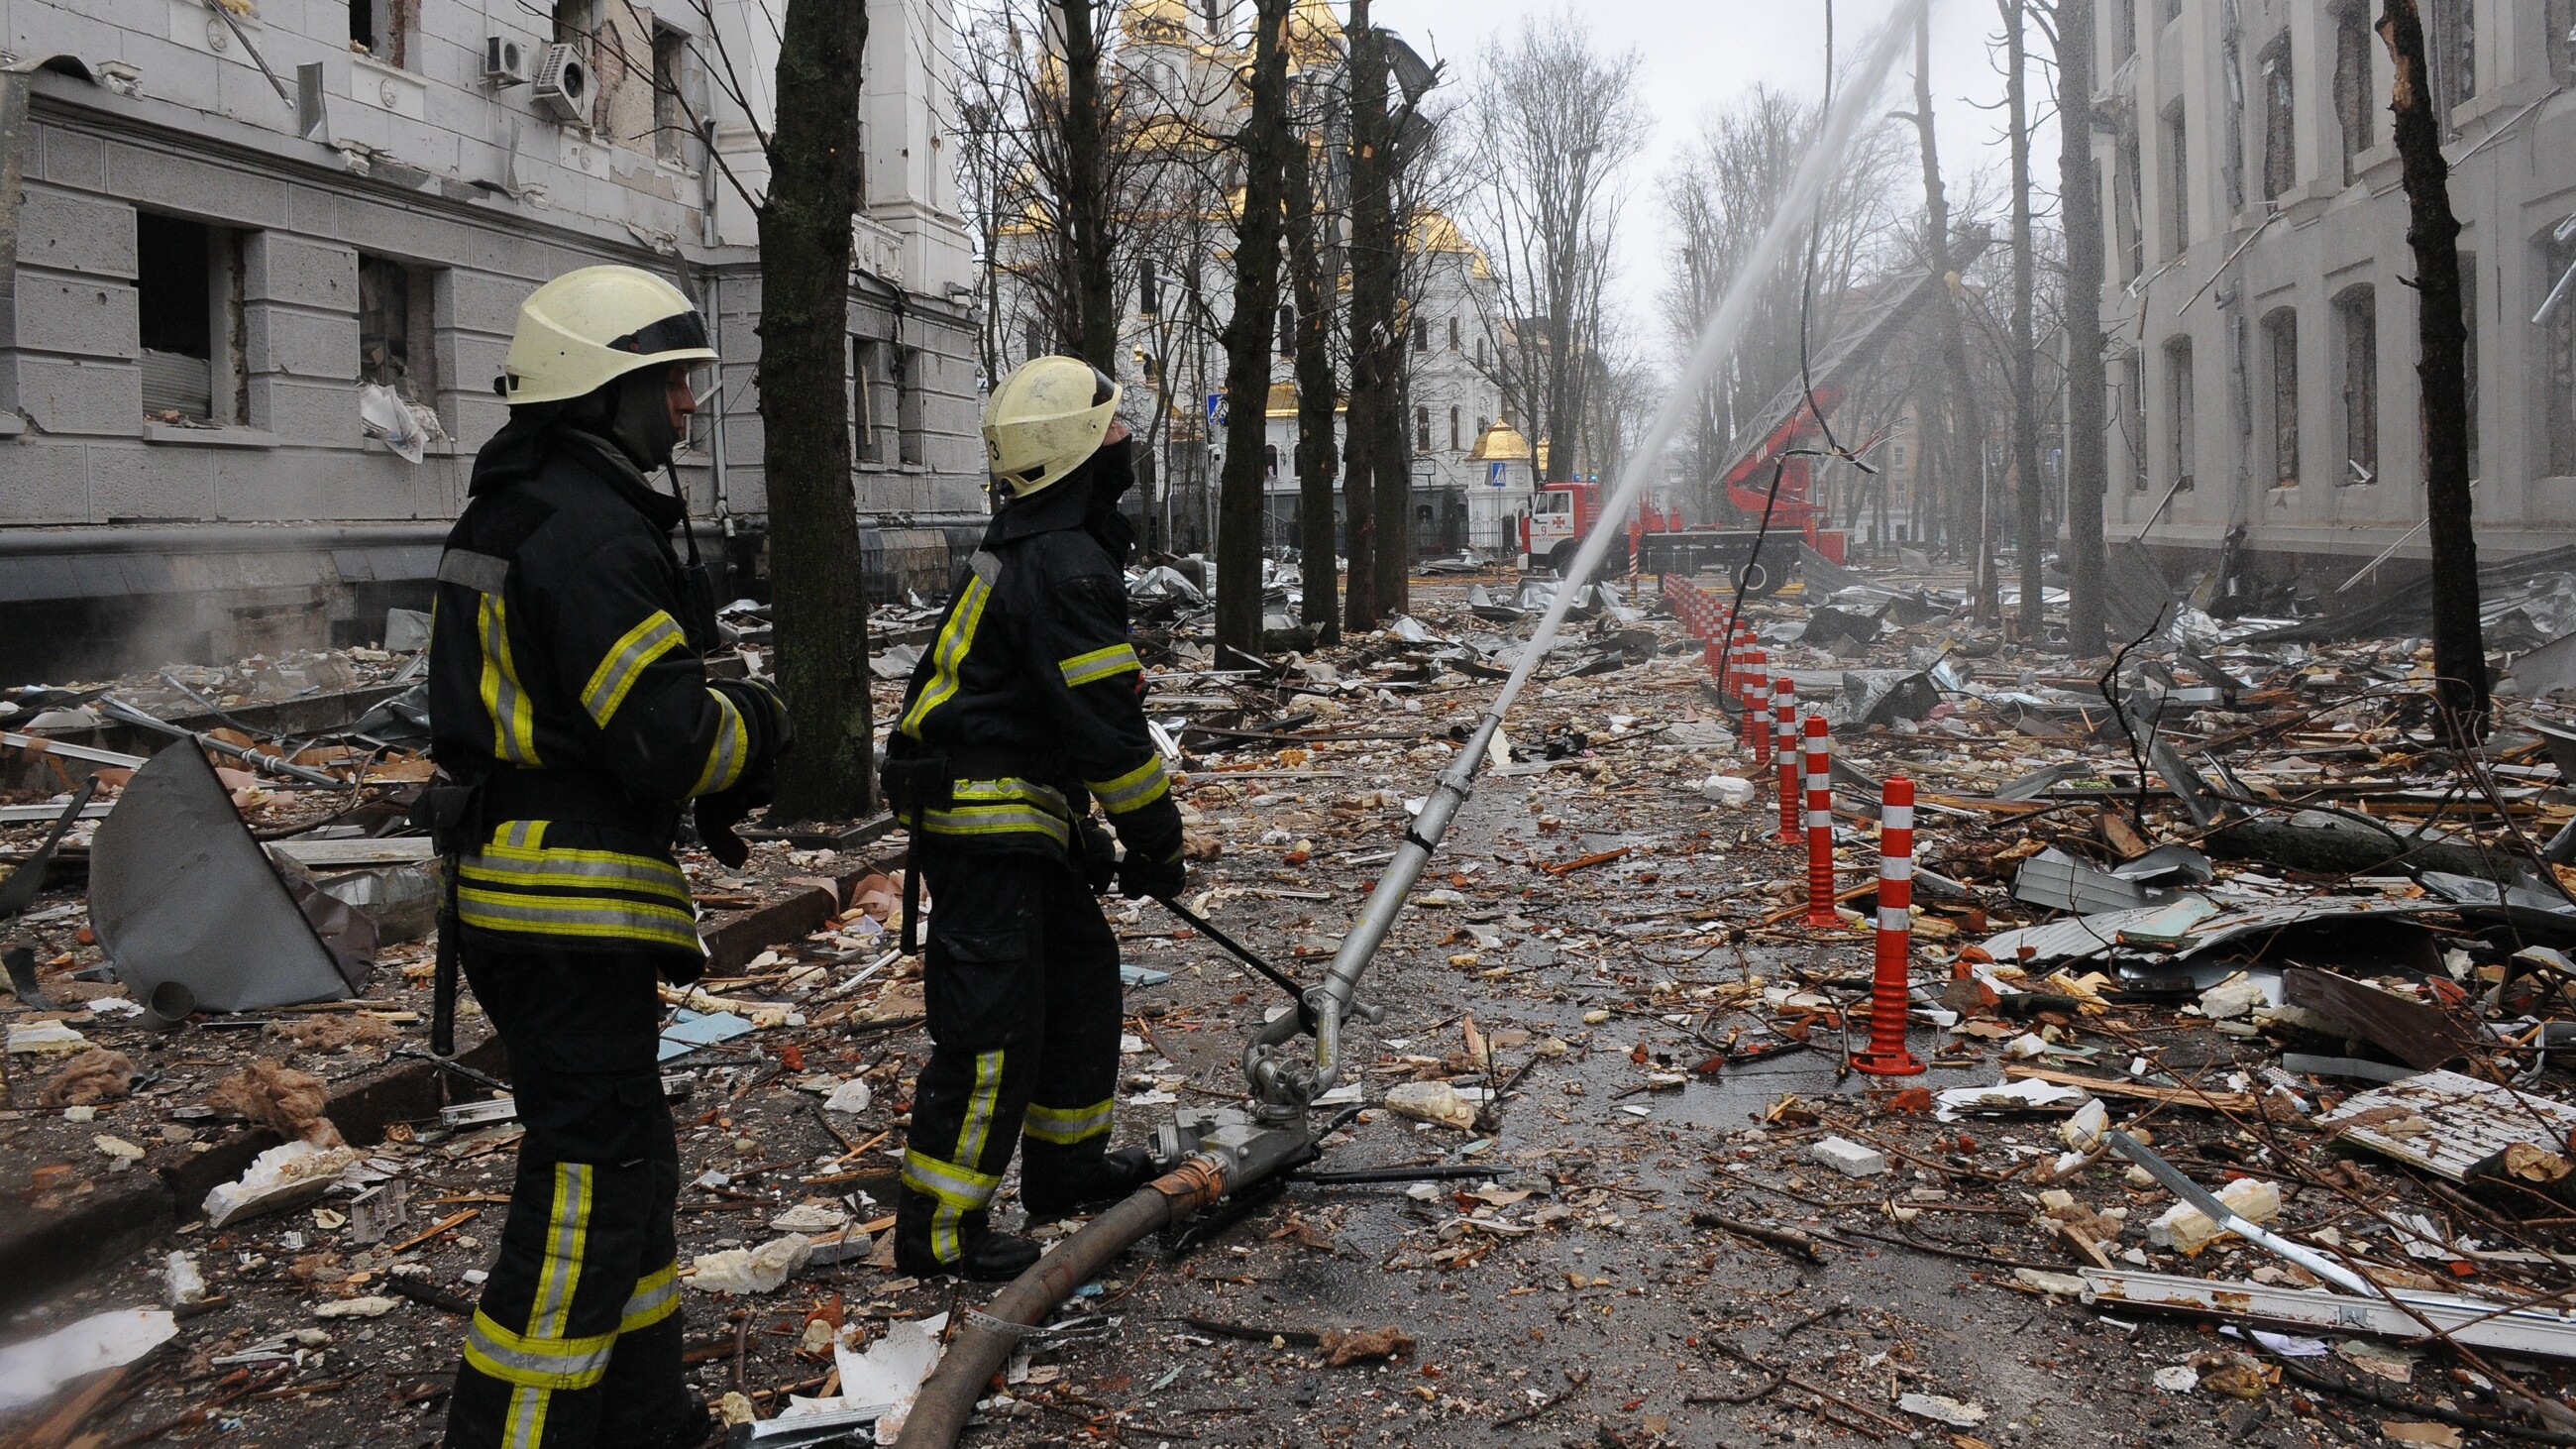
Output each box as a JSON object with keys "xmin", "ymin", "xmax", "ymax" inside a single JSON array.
[
  {"xmin": 531, "ymin": 43, "xmax": 590, "ymax": 125},
  {"xmin": 483, "ymin": 38, "xmax": 529, "ymax": 86}
]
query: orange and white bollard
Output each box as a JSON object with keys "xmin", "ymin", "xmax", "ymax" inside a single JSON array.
[
  {"xmin": 1773, "ymin": 679, "xmax": 1800, "ymax": 844},
  {"xmin": 1803, "ymin": 716, "xmax": 1839, "ymax": 929},
  {"xmin": 1853, "ymin": 776, "xmax": 1927, "ymax": 1076},
  {"xmin": 1742, "ymin": 649, "xmax": 1770, "ymax": 767}
]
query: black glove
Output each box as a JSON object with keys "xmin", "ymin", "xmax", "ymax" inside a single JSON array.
[
  {"xmin": 1079, "ymin": 821, "xmax": 1119, "ymax": 894},
  {"xmin": 695, "ymin": 787, "xmax": 757, "ymax": 869},
  {"xmin": 710, "ymin": 676, "xmax": 793, "ymax": 774},
  {"xmin": 1118, "ymin": 845, "xmax": 1187, "ymax": 902}
]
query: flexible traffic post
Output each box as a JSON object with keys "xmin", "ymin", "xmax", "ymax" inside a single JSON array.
[
  {"xmin": 1773, "ymin": 679, "xmax": 1800, "ymax": 844},
  {"xmin": 1803, "ymin": 715, "xmax": 1839, "ymax": 929},
  {"xmin": 1743, "ymin": 649, "xmax": 1769, "ymax": 767},
  {"xmin": 1854, "ymin": 776, "xmax": 1926, "ymax": 1076}
]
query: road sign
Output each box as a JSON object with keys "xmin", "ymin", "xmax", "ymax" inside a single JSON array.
[
  {"xmin": 1486, "ymin": 461, "xmax": 1505, "ymax": 487},
  {"xmin": 1206, "ymin": 392, "xmax": 1228, "ymax": 428}
]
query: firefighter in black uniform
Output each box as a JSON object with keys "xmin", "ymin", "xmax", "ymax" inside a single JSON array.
[
  {"xmin": 429, "ymin": 265, "xmax": 788, "ymax": 1449},
  {"xmin": 883, "ymin": 355, "xmax": 1184, "ymax": 1280}
]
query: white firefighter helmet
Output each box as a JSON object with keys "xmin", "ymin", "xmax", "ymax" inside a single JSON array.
[
  {"xmin": 496, "ymin": 266, "xmax": 716, "ymax": 406},
  {"xmin": 983, "ymin": 355, "xmax": 1121, "ymax": 499}
]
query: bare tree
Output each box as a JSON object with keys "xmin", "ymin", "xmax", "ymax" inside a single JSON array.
[
  {"xmin": 2000, "ymin": 0, "xmax": 2046, "ymax": 640},
  {"xmin": 2056, "ymin": 0, "xmax": 2109, "ymax": 656},
  {"xmin": 1345, "ymin": 0, "xmax": 1406, "ymax": 613},
  {"xmin": 1461, "ymin": 13, "xmax": 1648, "ymax": 491},
  {"xmin": 1284, "ymin": 86, "xmax": 1342, "ymax": 638},
  {"xmin": 1216, "ymin": 0, "xmax": 1295, "ymax": 657},
  {"xmin": 2378, "ymin": 0, "xmax": 2485, "ymax": 732},
  {"xmin": 758, "ymin": 0, "xmax": 873, "ymax": 818}
]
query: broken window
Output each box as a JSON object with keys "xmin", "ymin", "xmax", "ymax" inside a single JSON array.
[
  {"xmin": 2334, "ymin": 283, "xmax": 2378, "ymax": 484},
  {"xmin": 137, "ymin": 213, "xmax": 243, "ymax": 425},
  {"xmin": 2260, "ymin": 37, "xmax": 2294, "ymax": 202},
  {"xmin": 1475, "ymin": 335, "xmax": 1486, "ymax": 370},
  {"xmin": 1139, "ymin": 259, "xmax": 1159, "ymax": 317},
  {"xmin": 853, "ymin": 338, "xmax": 890, "ymax": 465},
  {"xmin": 2113, "ymin": 0, "xmax": 2137, "ymax": 63},
  {"xmin": 2159, "ymin": 0, "xmax": 2179, "ymax": 24},
  {"xmin": 1024, "ymin": 318, "xmax": 1043, "ymax": 365},
  {"xmin": 2428, "ymin": 0, "xmax": 2476, "ymax": 118},
  {"xmin": 897, "ymin": 347, "xmax": 925, "ymax": 467},
  {"xmin": 2556, "ymin": 0, "xmax": 2576, "ymax": 84},
  {"xmin": 1415, "ymin": 403, "xmax": 1431, "ymax": 453},
  {"xmin": 1413, "ymin": 318, "xmax": 1428, "ymax": 353},
  {"xmin": 349, "ymin": 0, "xmax": 409, "ymax": 66},
  {"xmin": 2460, "ymin": 254, "xmax": 2480, "ymax": 481},
  {"xmin": 2165, "ymin": 336, "xmax": 2196, "ymax": 492},
  {"xmin": 1449, "ymin": 406, "xmax": 1460, "ymax": 452},
  {"xmin": 2263, "ymin": 307, "xmax": 2299, "ymax": 487},
  {"xmin": 2545, "ymin": 230, "xmax": 2576, "ymax": 477},
  {"xmin": 2334, "ymin": 3, "xmax": 2374, "ymax": 182},
  {"xmin": 651, "ymin": 26, "xmax": 688, "ymax": 164},
  {"xmin": 1448, "ymin": 316, "xmax": 1459, "ymax": 351},
  {"xmin": 2120, "ymin": 354, "xmax": 2149, "ymax": 492},
  {"xmin": 2116, "ymin": 120, "xmax": 2146, "ymax": 280},
  {"xmin": 357, "ymin": 254, "xmax": 437, "ymax": 405},
  {"xmin": 1278, "ymin": 304, "xmax": 1295, "ymax": 357},
  {"xmin": 2164, "ymin": 102, "xmax": 2191, "ymax": 258}
]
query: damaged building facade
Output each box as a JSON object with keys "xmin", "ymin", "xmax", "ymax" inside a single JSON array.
[
  {"xmin": 2098, "ymin": 0, "xmax": 2576, "ymax": 588},
  {"xmin": 0, "ymin": 0, "xmax": 986, "ymax": 682}
]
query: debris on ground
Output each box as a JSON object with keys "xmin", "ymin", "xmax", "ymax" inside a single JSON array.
[{"xmin": 15, "ymin": 556, "xmax": 2576, "ymax": 1444}]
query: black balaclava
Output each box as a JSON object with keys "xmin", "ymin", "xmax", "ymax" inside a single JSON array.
[
  {"xmin": 561, "ymin": 366, "xmax": 679, "ymax": 473},
  {"xmin": 1082, "ymin": 437, "xmax": 1139, "ymax": 566}
]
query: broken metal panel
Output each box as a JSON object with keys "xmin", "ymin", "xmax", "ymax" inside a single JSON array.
[
  {"xmin": 2012, "ymin": 846, "xmax": 2179, "ymax": 916},
  {"xmin": 89, "ymin": 739, "xmax": 352, "ymax": 1012},
  {"xmin": 2280, "ymin": 965, "xmax": 2475, "ymax": 1069},
  {"xmin": 2080, "ymin": 1269, "xmax": 2576, "ymax": 1359},
  {"xmin": 2315, "ymin": 1068, "xmax": 2576, "ymax": 1182}
]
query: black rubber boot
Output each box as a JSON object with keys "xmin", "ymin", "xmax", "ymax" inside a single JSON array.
[
  {"xmin": 1020, "ymin": 1145, "xmax": 1154, "ymax": 1221},
  {"xmin": 893, "ymin": 1185, "xmax": 1044, "ymax": 1282}
]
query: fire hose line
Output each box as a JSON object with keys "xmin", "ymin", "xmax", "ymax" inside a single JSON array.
[{"xmin": 896, "ymin": 1161, "xmax": 1226, "ymax": 1448}]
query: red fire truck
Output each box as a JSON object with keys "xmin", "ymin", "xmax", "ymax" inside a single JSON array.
[
  {"xmin": 1516, "ymin": 238, "xmax": 1986, "ymax": 594},
  {"xmin": 1516, "ymin": 390, "xmax": 1851, "ymax": 599}
]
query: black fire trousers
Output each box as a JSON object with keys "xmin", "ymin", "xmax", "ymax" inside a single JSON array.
[
  {"xmin": 896, "ymin": 848, "xmax": 1124, "ymax": 1266},
  {"xmin": 444, "ymin": 942, "xmax": 691, "ymax": 1449}
]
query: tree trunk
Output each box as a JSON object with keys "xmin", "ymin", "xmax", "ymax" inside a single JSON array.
[
  {"xmin": 2003, "ymin": 0, "xmax": 2045, "ymax": 643},
  {"xmin": 1214, "ymin": 0, "xmax": 1292, "ymax": 660},
  {"xmin": 2059, "ymin": 0, "xmax": 2110, "ymax": 658},
  {"xmin": 1373, "ymin": 326, "xmax": 1410, "ymax": 613},
  {"xmin": 1907, "ymin": 11, "xmax": 1965, "ymax": 568},
  {"xmin": 1059, "ymin": 0, "xmax": 1118, "ymax": 372},
  {"xmin": 757, "ymin": 0, "xmax": 872, "ymax": 822},
  {"xmin": 2378, "ymin": 0, "xmax": 2487, "ymax": 735},
  {"xmin": 1342, "ymin": 0, "xmax": 1391, "ymax": 628},
  {"xmin": 1286, "ymin": 129, "xmax": 1340, "ymax": 640}
]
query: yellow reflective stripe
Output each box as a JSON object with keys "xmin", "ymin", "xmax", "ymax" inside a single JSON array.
[
  {"xmin": 954, "ymin": 1050, "xmax": 1004, "ymax": 1171},
  {"xmin": 1085, "ymin": 756, "xmax": 1170, "ymax": 816},
  {"xmin": 502, "ymin": 1385, "xmax": 546, "ymax": 1448},
  {"xmin": 901, "ymin": 1148, "xmax": 1000, "ymax": 1211},
  {"xmin": 920, "ymin": 804, "xmax": 1072, "ymax": 846},
  {"xmin": 531, "ymin": 1163, "xmax": 591, "ymax": 1340},
  {"xmin": 1057, "ymin": 643, "xmax": 1142, "ymax": 688},
  {"xmin": 463, "ymin": 846, "xmax": 692, "ymax": 898},
  {"xmin": 457, "ymin": 887, "xmax": 703, "ymax": 949},
  {"xmin": 465, "ymin": 1308, "xmax": 617, "ymax": 1392},
  {"xmin": 479, "ymin": 595, "xmax": 541, "ymax": 766},
  {"xmin": 1022, "ymin": 1097, "xmax": 1115, "ymax": 1145},
  {"xmin": 619, "ymin": 1261, "xmax": 680, "ymax": 1335},
  {"xmin": 578, "ymin": 611, "xmax": 686, "ymax": 726},
  {"xmin": 899, "ymin": 573, "xmax": 991, "ymax": 739},
  {"xmin": 688, "ymin": 690, "xmax": 748, "ymax": 797}
]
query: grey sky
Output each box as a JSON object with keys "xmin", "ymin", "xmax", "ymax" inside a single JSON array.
[{"xmin": 1379, "ymin": 0, "xmax": 2047, "ymax": 342}]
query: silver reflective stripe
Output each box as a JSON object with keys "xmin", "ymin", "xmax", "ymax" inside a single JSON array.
[
  {"xmin": 464, "ymin": 848, "xmax": 689, "ymax": 892},
  {"xmin": 468, "ymin": 1322, "xmax": 615, "ymax": 1382},
  {"xmin": 968, "ymin": 550, "xmax": 1003, "ymax": 586},
  {"xmin": 620, "ymin": 1270, "xmax": 678, "ymax": 1329},
  {"xmin": 1882, "ymin": 805, "xmax": 1915, "ymax": 831},
  {"xmin": 1878, "ymin": 907, "xmax": 1910, "ymax": 932},
  {"xmin": 1880, "ymin": 857, "xmax": 1914, "ymax": 882},
  {"xmin": 439, "ymin": 549, "xmax": 512, "ymax": 595},
  {"xmin": 532, "ymin": 1163, "xmax": 588, "ymax": 1337}
]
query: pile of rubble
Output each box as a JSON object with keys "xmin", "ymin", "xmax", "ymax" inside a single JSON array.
[{"xmin": 9, "ymin": 553, "xmax": 2576, "ymax": 1446}]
